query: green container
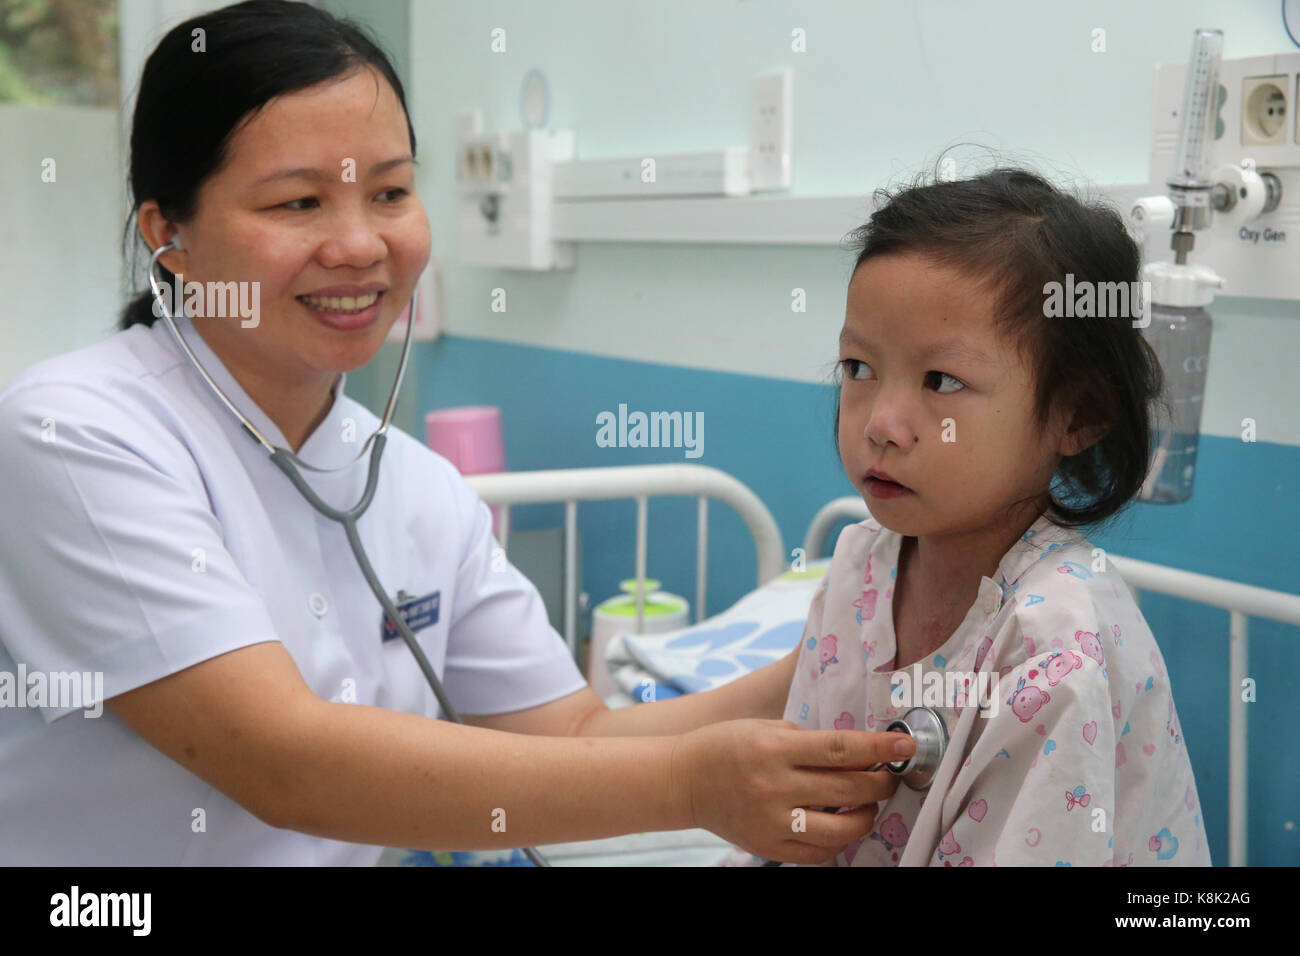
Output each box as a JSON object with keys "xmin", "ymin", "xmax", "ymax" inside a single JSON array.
[{"xmin": 588, "ymin": 578, "xmax": 690, "ymax": 700}]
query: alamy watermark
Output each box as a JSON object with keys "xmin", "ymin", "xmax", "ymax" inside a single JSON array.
[
  {"xmin": 0, "ymin": 666, "xmax": 104, "ymax": 717},
  {"xmin": 890, "ymin": 662, "xmax": 1002, "ymax": 718},
  {"xmin": 595, "ymin": 403, "xmax": 704, "ymax": 459},
  {"xmin": 151, "ymin": 273, "xmax": 261, "ymax": 328},
  {"xmin": 1042, "ymin": 274, "xmax": 1151, "ymax": 328},
  {"xmin": 50, "ymin": 886, "xmax": 150, "ymax": 936}
]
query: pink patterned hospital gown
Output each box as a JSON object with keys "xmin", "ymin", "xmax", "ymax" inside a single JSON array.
[{"xmin": 781, "ymin": 513, "xmax": 1211, "ymax": 866}]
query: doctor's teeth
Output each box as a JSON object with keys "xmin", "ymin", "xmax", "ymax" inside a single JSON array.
[{"xmin": 298, "ymin": 292, "xmax": 380, "ymax": 312}]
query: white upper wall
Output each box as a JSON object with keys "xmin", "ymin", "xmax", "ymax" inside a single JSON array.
[{"xmin": 409, "ymin": 0, "xmax": 1300, "ymax": 445}]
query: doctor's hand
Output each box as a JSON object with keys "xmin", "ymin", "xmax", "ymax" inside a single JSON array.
[{"xmin": 671, "ymin": 719, "xmax": 913, "ymax": 865}]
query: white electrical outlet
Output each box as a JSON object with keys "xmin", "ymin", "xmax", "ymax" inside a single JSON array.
[
  {"xmin": 455, "ymin": 127, "xmax": 575, "ymax": 270},
  {"xmin": 1149, "ymin": 51, "xmax": 1300, "ymax": 300},
  {"xmin": 750, "ymin": 70, "xmax": 792, "ymax": 191},
  {"xmin": 1241, "ymin": 74, "xmax": 1289, "ymax": 146}
]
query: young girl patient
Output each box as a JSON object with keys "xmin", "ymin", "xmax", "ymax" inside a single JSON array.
[{"xmin": 782, "ymin": 167, "xmax": 1211, "ymax": 866}]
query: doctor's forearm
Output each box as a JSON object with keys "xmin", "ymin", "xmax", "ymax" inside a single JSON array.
[
  {"xmin": 273, "ymin": 700, "xmax": 694, "ymax": 850},
  {"xmin": 581, "ymin": 644, "xmax": 801, "ymax": 736}
]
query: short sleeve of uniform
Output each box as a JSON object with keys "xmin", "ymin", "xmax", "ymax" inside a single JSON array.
[
  {"xmin": 438, "ymin": 464, "xmax": 587, "ymax": 716},
  {"xmin": 781, "ymin": 572, "xmax": 830, "ymax": 728},
  {"xmin": 931, "ymin": 600, "xmax": 1116, "ymax": 867},
  {"xmin": 0, "ymin": 381, "xmax": 281, "ymax": 723}
]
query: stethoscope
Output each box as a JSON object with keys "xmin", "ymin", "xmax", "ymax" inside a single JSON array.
[
  {"xmin": 147, "ymin": 237, "xmax": 554, "ymax": 867},
  {"xmin": 760, "ymin": 705, "xmax": 949, "ymax": 866}
]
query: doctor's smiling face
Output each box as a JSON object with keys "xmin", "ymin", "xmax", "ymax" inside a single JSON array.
[{"xmin": 138, "ymin": 65, "xmax": 430, "ymax": 450}]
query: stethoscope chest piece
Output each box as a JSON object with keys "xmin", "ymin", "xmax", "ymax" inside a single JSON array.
[
  {"xmin": 883, "ymin": 706, "xmax": 948, "ymax": 791},
  {"xmin": 759, "ymin": 704, "xmax": 952, "ymax": 865}
]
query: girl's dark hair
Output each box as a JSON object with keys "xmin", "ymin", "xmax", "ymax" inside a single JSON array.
[
  {"xmin": 118, "ymin": 0, "xmax": 415, "ymax": 330},
  {"xmin": 834, "ymin": 162, "xmax": 1170, "ymax": 536}
]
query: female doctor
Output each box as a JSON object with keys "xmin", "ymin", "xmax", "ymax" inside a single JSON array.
[{"xmin": 0, "ymin": 0, "xmax": 909, "ymax": 866}]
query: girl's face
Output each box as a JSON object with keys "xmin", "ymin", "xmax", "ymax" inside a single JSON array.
[
  {"xmin": 837, "ymin": 252, "xmax": 1079, "ymax": 537},
  {"xmin": 157, "ymin": 66, "xmax": 430, "ymax": 392}
]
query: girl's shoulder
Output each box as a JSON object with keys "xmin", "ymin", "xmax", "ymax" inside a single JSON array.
[
  {"xmin": 812, "ymin": 519, "xmax": 905, "ymax": 616},
  {"xmin": 823, "ymin": 518, "xmax": 896, "ymax": 577},
  {"xmin": 1003, "ymin": 526, "xmax": 1143, "ymax": 630},
  {"xmin": 829, "ymin": 517, "xmax": 891, "ymax": 556},
  {"xmin": 997, "ymin": 526, "xmax": 1158, "ymax": 688}
]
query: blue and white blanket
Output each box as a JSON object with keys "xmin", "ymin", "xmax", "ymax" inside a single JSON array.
[{"xmin": 604, "ymin": 562, "xmax": 828, "ymax": 705}]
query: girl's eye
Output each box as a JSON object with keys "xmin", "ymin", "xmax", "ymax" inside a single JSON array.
[
  {"xmin": 841, "ymin": 359, "xmax": 965, "ymax": 393},
  {"xmin": 841, "ymin": 358, "xmax": 871, "ymax": 381},
  {"xmin": 280, "ymin": 197, "xmax": 318, "ymax": 211},
  {"xmin": 926, "ymin": 371, "xmax": 966, "ymax": 394}
]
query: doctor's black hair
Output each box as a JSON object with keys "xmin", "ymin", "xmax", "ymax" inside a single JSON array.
[
  {"xmin": 831, "ymin": 161, "xmax": 1171, "ymax": 536},
  {"xmin": 117, "ymin": 0, "xmax": 415, "ymax": 330}
]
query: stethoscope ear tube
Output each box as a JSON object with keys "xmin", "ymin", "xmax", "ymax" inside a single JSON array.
[
  {"xmin": 146, "ymin": 236, "xmax": 417, "ymax": 471},
  {"xmin": 141, "ymin": 238, "xmax": 557, "ymax": 864},
  {"xmin": 760, "ymin": 706, "xmax": 949, "ymax": 866}
]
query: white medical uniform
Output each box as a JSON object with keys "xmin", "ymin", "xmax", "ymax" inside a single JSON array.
[{"xmin": 0, "ymin": 312, "xmax": 587, "ymax": 865}]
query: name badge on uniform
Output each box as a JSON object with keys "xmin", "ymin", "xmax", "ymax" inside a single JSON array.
[{"xmin": 382, "ymin": 589, "xmax": 441, "ymax": 642}]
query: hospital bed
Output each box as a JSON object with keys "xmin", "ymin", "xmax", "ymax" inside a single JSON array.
[{"xmin": 379, "ymin": 464, "xmax": 1300, "ymax": 867}]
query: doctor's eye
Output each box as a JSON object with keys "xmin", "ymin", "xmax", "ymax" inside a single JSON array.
[{"xmin": 275, "ymin": 189, "xmax": 408, "ymax": 212}]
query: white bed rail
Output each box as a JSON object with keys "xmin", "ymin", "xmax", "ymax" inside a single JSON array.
[
  {"xmin": 465, "ymin": 462, "xmax": 786, "ymax": 658},
  {"xmin": 804, "ymin": 496, "xmax": 873, "ymax": 559},
  {"xmin": 803, "ymin": 496, "xmax": 1300, "ymax": 868}
]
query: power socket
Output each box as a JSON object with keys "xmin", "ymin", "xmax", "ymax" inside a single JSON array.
[
  {"xmin": 1241, "ymin": 74, "xmax": 1289, "ymax": 146},
  {"xmin": 750, "ymin": 70, "xmax": 792, "ymax": 191}
]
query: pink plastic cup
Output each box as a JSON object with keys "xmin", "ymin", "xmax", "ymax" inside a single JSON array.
[{"xmin": 425, "ymin": 406, "xmax": 506, "ymax": 536}]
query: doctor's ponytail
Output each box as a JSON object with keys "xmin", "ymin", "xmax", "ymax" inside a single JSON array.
[{"xmin": 118, "ymin": 0, "xmax": 416, "ymax": 330}]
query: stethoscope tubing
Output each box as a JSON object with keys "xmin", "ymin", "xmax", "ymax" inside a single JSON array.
[{"xmin": 147, "ymin": 239, "xmax": 551, "ymax": 867}]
